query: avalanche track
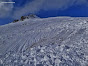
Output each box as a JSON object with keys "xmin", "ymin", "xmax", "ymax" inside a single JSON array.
[{"xmin": 0, "ymin": 17, "xmax": 88, "ymax": 66}]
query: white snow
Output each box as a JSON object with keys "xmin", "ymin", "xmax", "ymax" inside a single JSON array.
[{"xmin": 0, "ymin": 17, "xmax": 88, "ymax": 66}]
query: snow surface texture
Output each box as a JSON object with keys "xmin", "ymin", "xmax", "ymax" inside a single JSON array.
[{"xmin": 0, "ymin": 17, "xmax": 88, "ymax": 66}]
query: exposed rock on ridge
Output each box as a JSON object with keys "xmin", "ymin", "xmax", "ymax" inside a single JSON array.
[{"xmin": 13, "ymin": 14, "xmax": 38, "ymax": 23}]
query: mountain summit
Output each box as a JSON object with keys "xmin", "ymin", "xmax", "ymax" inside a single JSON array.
[{"xmin": 0, "ymin": 17, "xmax": 88, "ymax": 66}]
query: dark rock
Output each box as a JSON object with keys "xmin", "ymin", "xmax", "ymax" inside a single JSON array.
[
  {"xmin": 12, "ymin": 14, "xmax": 38, "ymax": 23},
  {"xmin": 20, "ymin": 16, "xmax": 26, "ymax": 21},
  {"xmin": 13, "ymin": 20, "xmax": 19, "ymax": 23}
]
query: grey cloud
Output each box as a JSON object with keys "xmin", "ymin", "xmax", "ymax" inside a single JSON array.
[
  {"xmin": 0, "ymin": 0, "xmax": 88, "ymax": 18},
  {"xmin": 13, "ymin": 0, "xmax": 88, "ymax": 19},
  {"xmin": 76, "ymin": 0, "xmax": 88, "ymax": 5},
  {"xmin": 0, "ymin": 0, "xmax": 14, "ymax": 18},
  {"xmin": 42, "ymin": 0, "xmax": 88, "ymax": 10},
  {"xmin": 13, "ymin": 0, "xmax": 44, "ymax": 19}
]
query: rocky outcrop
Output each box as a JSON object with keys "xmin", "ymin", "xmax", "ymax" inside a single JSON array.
[
  {"xmin": 20, "ymin": 14, "xmax": 39, "ymax": 21},
  {"xmin": 12, "ymin": 14, "xmax": 39, "ymax": 23},
  {"xmin": 13, "ymin": 20, "xmax": 19, "ymax": 23}
]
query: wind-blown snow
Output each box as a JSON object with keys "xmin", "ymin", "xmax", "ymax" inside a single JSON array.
[{"xmin": 0, "ymin": 17, "xmax": 88, "ymax": 66}]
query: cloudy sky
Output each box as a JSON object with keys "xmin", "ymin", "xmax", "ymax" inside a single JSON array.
[{"xmin": 0, "ymin": 0, "xmax": 88, "ymax": 25}]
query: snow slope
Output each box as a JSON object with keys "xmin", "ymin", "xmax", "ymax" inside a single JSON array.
[{"xmin": 0, "ymin": 17, "xmax": 88, "ymax": 66}]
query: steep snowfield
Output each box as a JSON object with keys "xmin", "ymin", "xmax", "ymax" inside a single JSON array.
[{"xmin": 0, "ymin": 17, "xmax": 88, "ymax": 66}]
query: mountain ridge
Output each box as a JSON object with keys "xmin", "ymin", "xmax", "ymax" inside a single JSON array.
[{"xmin": 12, "ymin": 14, "xmax": 39, "ymax": 23}]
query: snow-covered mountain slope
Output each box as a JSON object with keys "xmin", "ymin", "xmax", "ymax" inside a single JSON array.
[{"xmin": 0, "ymin": 17, "xmax": 88, "ymax": 66}]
